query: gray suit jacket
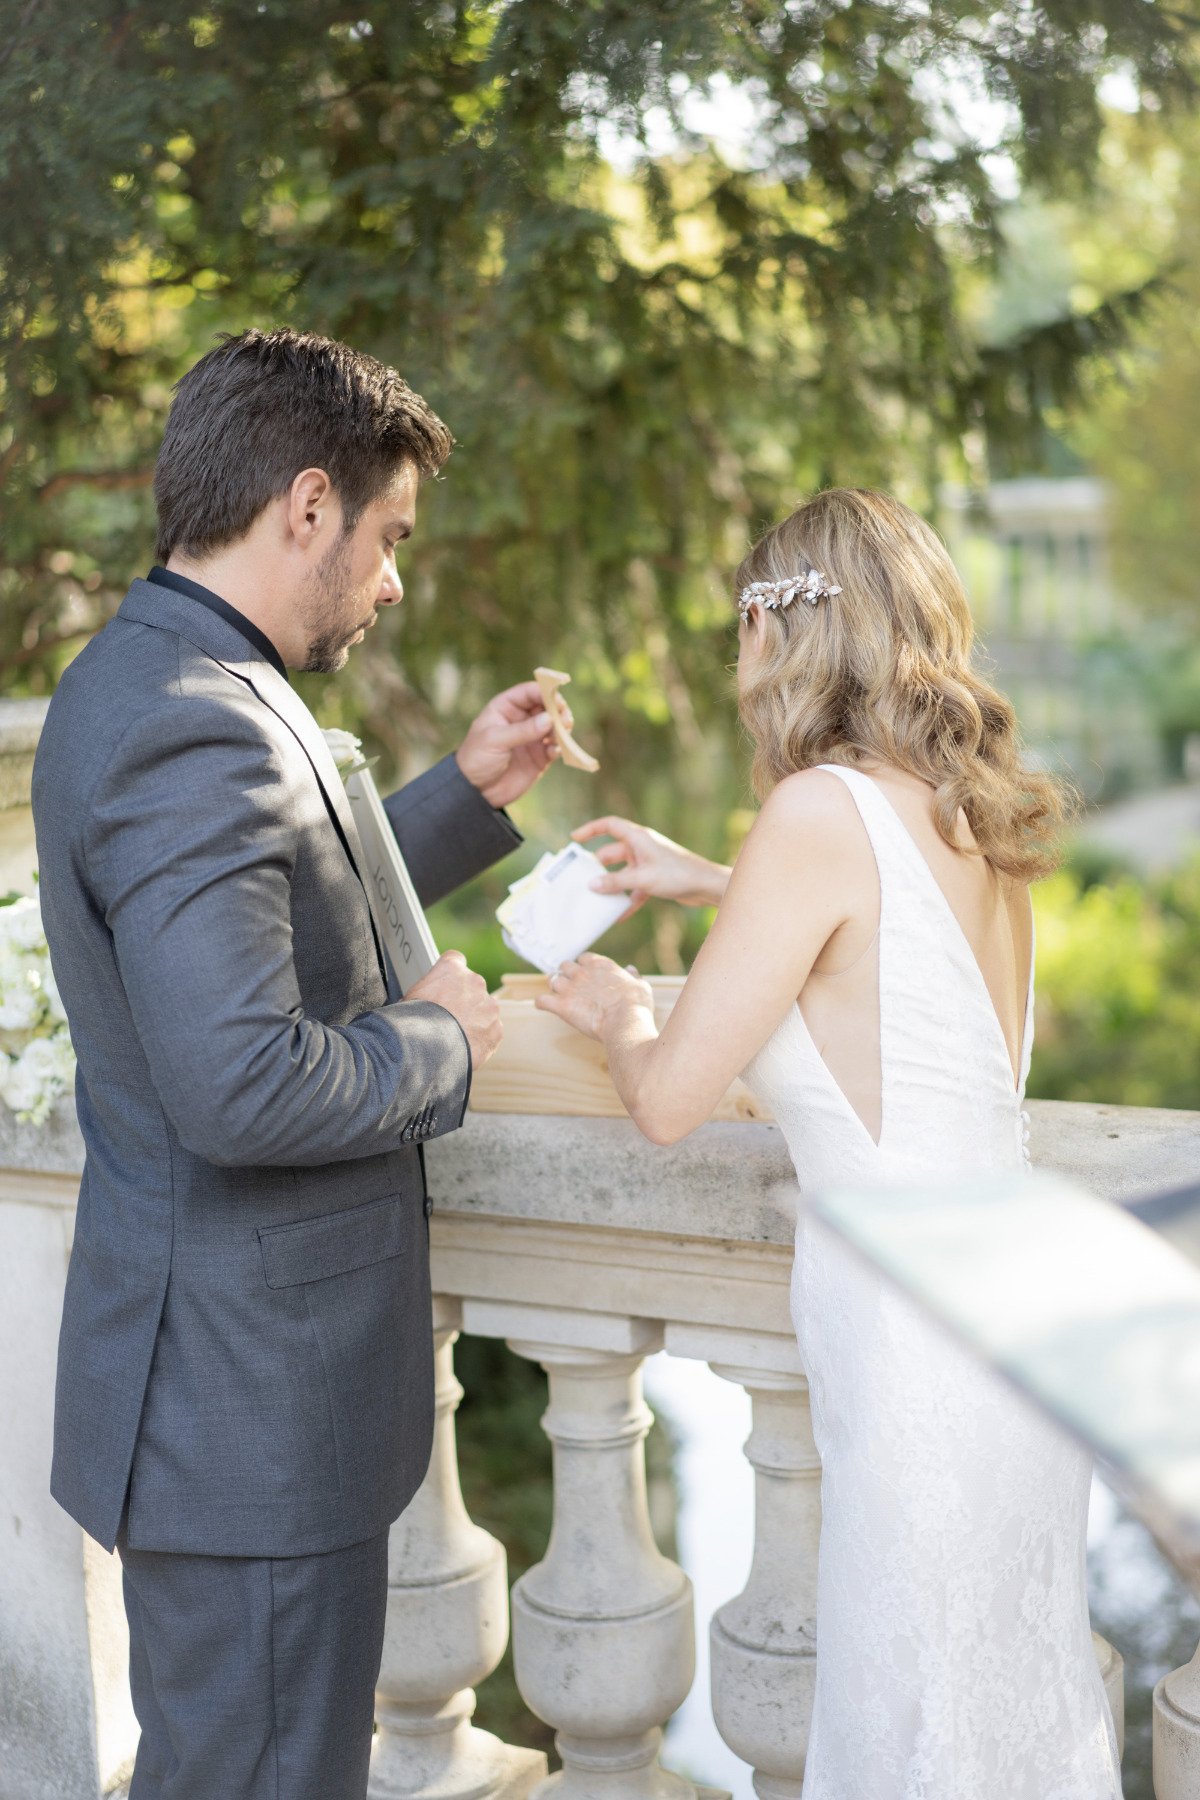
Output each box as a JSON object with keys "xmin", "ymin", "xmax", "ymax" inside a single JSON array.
[{"xmin": 33, "ymin": 577, "xmax": 521, "ymax": 1557}]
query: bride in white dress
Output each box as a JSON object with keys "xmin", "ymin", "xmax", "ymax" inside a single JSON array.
[{"xmin": 539, "ymin": 488, "xmax": 1123, "ymax": 1799}]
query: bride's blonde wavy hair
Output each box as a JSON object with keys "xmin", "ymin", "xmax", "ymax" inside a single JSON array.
[{"xmin": 735, "ymin": 488, "xmax": 1075, "ymax": 882}]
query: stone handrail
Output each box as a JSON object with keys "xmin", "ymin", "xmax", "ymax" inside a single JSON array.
[
  {"xmin": 3, "ymin": 1099, "xmax": 1199, "ymax": 1797},
  {"xmin": 0, "ymin": 696, "xmax": 50, "ymax": 897}
]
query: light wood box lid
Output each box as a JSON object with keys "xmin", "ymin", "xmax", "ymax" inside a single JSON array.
[{"xmin": 469, "ymin": 973, "xmax": 773, "ymax": 1123}]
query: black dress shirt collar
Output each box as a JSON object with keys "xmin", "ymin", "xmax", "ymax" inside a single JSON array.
[{"xmin": 148, "ymin": 566, "xmax": 289, "ymax": 682}]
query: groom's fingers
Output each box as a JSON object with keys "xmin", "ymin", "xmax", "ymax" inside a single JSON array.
[
  {"xmin": 595, "ymin": 844, "xmax": 628, "ymax": 867},
  {"xmin": 492, "ymin": 679, "xmax": 546, "ymax": 713},
  {"xmin": 490, "ymin": 682, "xmax": 574, "ymax": 730},
  {"xmin": 492, "ymin": 712, "xmax": 554, "ymax": 750},
  {"xmin": 589, "ymin": 869, "xmax": 637, "ymax": 894}
]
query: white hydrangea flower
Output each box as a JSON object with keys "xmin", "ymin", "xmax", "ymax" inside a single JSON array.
[
  {"xmin": 0, "ymin": 892, "xmax": 76, "ymax": 1124},
  {"xmin": 322, "ymin": 727, "xmax": 365, "ymax": 773},
  {"xmin": 0, "ymin": 961, "xmax": 42, "ymax": 1033},
  {"xmin": 0, "ymin": 895, "xmax": 45, "ymax": 954},
  {"xmin": 0, "ymin": 1035, "xmax": 71, "ymax": 1125},
  {"xmin": 46, "ymin": 1030, "xmax": 77, "ymax": 1087}
]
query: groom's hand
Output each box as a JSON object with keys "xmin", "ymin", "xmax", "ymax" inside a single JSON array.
[
  {"xmin": 455, "ymin": 680, "xmax": 569, "ymax": 809},
  {"xmin": 406, "ymin": 951, "xmax": 503, "ymax": 1070}
]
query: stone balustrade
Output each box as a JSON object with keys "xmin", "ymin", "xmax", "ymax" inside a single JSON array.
[
  {"xmin": 5, "ymin": 1097, "xmax": 1200, "ymax": 1799},
  {"xmin": 0, "ymin": 696, "xmax": 49, "ymax": 898}
]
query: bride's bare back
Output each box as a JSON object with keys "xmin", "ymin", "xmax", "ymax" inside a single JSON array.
[{"xmin": 800, "ymin": 764, "xmax": 1034, "ymax": 1143}]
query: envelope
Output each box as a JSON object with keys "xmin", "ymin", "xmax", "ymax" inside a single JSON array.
[{"xmin": 497, "ymin": 843, "xmax": 630, "ymax": 972}]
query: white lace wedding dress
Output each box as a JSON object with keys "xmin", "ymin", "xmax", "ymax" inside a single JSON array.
[{"xmin": 742, "ymin": 765, "xmax": 1122, "ymax": 1800}]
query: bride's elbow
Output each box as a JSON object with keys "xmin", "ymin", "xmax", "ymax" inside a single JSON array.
[{"xmin": 630, "ymin": 1099, "xmax": 690, "ymax": 1148}]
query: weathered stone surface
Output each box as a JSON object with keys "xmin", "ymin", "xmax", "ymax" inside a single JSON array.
[
  {"xmin": 6, "ymin": 1099, "xmax": 1197, "ymax": 1216},
  {"xmin": 0, "ymin": 1178, "xmax": 135, "ymax": 1800},
  {"xmin": 0, "ymin": 806, "xmax": 39, "ymax": 897},
  {"xmin": 0, "ymin": 698, "xmax": 50, "ymax": 813},
  {"xmin": 0, "ymin": 1097, "xmax": 87, "ymax": 1178},
  {"xmin": 1155, "ymin": 1642, "xmax": 1200, "ymax": 1800},
  {"xmin": 428, "ymin": 1103, "xmax": 1200, "ymax": 1241}
]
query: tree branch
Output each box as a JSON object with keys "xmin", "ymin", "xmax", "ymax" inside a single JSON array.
[
  {"xmin": 0, "ymin": 0, "xmax": 43, "ymax": 74},
  {"xmin": 1, "ymin": 624, "xmax": 103, "ymax": 670},
  {"xmin": 36, "ymin": 467, "xmax": 153, "ymax": 503},
  {"xmin": 0, "ymin": 438, "xmax": 26, "ymax": 485}
]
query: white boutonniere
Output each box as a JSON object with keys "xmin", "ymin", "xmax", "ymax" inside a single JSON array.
[{"xmin": 322, "ymin": 728, "xmax": 374, "ymax": 781}]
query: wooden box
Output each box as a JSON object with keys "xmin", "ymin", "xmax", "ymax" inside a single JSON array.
[{"xmin": 469, "ymin": 973, "xmax": 773, "ymax": 1122}]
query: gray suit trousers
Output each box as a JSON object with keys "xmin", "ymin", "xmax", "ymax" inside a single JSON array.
[{"xmin": 119, "ymin": 1527, "xmax": 389, "ymax": 1800}]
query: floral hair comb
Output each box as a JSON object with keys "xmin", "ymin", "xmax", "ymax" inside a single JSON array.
[{"xmin": 738, "ymin": 569, "xmax": 842, "ymax": 622}]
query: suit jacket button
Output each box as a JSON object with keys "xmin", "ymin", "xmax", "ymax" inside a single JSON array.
[
  {"xmin": 423, "ymin": 1194, "xmax": 433, "ymax": 1219},
  {"xmin": 401, "ymin": 1125, "xmax": 413, "ymax": 1143}
]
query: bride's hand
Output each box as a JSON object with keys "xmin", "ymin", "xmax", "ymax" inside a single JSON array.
[
  {"xmin": 572, "ymin": 816, "xmax": 731, "ymax": 910},
  {"xmin": 535, "ymin": 954, "xmax": 655, "ymax": 1041}
]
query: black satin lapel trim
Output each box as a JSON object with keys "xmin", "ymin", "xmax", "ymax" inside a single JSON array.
[
  {"xmin": 248, "ymin": 667, "xmax": 363, "ymax": 875},
  {"xmin": 246, "ymin": 667, "xmax": 390, "ymax": 989}
]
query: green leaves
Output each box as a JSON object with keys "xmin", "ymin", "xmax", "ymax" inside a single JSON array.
[
  {"xmin": 1032, "ymin": 856, "xmax": 1200, "ymax": 1109},
  {"xmin": 1, "ymin": 0, "xmax": 1192, "ymax": 811}
]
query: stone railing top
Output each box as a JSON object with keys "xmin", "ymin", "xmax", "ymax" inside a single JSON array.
[
  {"xmin": 0, "ymin": 697, "xmax": 52, "ymax": 757},
  {"xmin": 4, "ymin": 1097, "xmax": 1198, "ymax": 1243},
  {"xmin": 0, "ymin": 696, "xmax": 51, "ymax": 812}
]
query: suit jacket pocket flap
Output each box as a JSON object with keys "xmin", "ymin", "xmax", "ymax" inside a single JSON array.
[{"xmin": 258, "ymin": 1193, "xmax": 408, "ymax": 1289}]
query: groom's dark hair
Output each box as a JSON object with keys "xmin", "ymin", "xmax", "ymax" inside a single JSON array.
[{"xmin": 153, "ymin": 328, "xmax": 454, "ymax": 563}]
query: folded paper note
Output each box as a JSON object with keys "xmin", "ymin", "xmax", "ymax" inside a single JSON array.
[{"xmin": 497, "ymin": 843, "xmax": 629, "ymax": 972}]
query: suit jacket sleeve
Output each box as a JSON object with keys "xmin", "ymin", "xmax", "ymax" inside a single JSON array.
[
  {"xmin": 83, "ymin": 694, "xmax": 471, "ymax": 1169},
  {"xmin": 383, "ymin": 753, "xmax": 522, "ymax": 907}
]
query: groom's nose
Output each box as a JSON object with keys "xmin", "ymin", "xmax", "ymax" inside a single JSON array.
[{"xmin": 377, "ymin": 567, "xmax": 403, "ymax": 607}]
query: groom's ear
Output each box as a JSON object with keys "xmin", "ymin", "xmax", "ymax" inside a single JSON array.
[{"xmin": 285, "ymin": 467, "xmax": 338, "ymax": 551}]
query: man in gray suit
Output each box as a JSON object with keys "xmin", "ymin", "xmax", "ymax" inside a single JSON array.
[{"xmin": 33, "ymin": 328, "xmax": 562, "ymax": 1799}]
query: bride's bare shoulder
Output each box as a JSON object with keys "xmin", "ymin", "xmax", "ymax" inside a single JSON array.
[
  {"xmin": 758, "ymin": 766, "xmax": 865, "ymax": 835},
  {"xmin": 747, "ymin": 770, "xmax": 873, "ymax": 886}
]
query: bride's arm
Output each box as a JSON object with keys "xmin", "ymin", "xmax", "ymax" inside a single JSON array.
[{"xmin": 538, "ymin": 771, "xmax": 862, "ymax": 1144}]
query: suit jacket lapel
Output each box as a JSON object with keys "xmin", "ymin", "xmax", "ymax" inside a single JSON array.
[
  {"xmin": 245, "ymin": 666, "xmax": 390, "ymax": 990},
  {"xmin": 117, "ymin": 579, "xmax": 389, "ymax": 985},
  {"xmin": 246, "ymin": 665, "xmax": 366, "ymax": 881}
]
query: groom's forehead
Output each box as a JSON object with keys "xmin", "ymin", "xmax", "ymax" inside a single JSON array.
[{"xmin": 368, "ymin": 461, "xmax": 419, "ymax": 529}]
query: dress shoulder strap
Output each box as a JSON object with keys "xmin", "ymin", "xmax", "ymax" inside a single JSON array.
[
  {"xmin": 813, "ymin": 763, "xmax": 940, "ymax": 906},
  {"xmin": 815, "ymin": 762, "xmax": 905, "ymax": 848}
]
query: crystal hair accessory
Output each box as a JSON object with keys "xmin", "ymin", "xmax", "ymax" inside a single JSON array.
[{"xmin": 738, "ymin": 569, "xmax": 842, "ymax": 621}]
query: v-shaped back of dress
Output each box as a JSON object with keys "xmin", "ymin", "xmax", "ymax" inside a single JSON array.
[{"xmin": 742, "ymin": 763, "xmax": 1033, "ymax": 1191}]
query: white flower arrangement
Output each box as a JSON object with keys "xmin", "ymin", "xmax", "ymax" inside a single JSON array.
[{"xmin": 0, "ymin": 892, "xmax": 76, "ymax": 1126}]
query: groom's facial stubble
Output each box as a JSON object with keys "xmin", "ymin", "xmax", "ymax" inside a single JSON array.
[{"xmin": 297, "ymin": 463, "xmax": 417, "ymax": 674}]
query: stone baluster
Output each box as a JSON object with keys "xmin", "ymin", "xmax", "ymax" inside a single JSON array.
[
  {"xmin": 667, "ymin": 1327, "xmax": 818, "ymax": 1800},
  {"xmin": 462, "ymin": 1300, "xmax": 700, "ymax": 1799},
  {"xmin": 371, "ymin": 1298, "xmax": 547, "ymax": 1800},
  {"xmin": 1153, "ymin": 1634, "xmax": 1200, "ymax": 1799},
  {"xmin": 1092, "ymin": 1630, "xmax": 1124, "ymax": 1763}
]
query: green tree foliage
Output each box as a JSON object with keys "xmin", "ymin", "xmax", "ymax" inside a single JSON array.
[
  {"xmin": 1, "ymin": 1, "xmax": 1192, "ymax": 833},
  {"xmin": 1031, "ymin": 855, "xmax": 1200, "ymax": 1110},
  {"xmin": 1088, "ymin": 130, "xmax": 1200, "ymax": 618}
]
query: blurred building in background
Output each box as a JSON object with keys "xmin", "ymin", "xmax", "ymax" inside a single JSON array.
[{"xmin": 943, "ymin": 477, "xmax": 1172, "ymax": 802}]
